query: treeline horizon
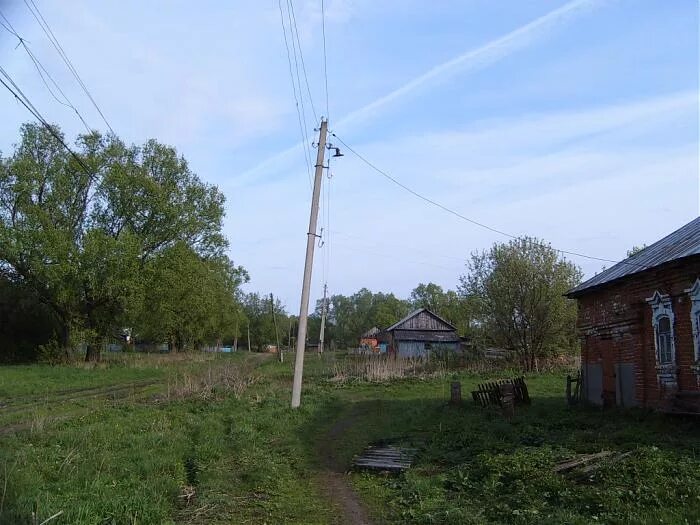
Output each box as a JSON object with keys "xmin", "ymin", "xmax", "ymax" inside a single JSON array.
[{"xmin": 0, "ymin": 124, "xmax": 583, "ymax": 370}]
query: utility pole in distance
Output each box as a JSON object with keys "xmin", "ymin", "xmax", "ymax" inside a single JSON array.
[
  {"xmin": 247, "ymin": 321, "xmax": 251, "ymax": 353},
  {"xmin": 270, "ymin": 293, "xmax": 282, "ymax": 363},
  {"xmin": 291, "ymin": 118, "xmax": 328, "ymax": 408},
  {"xmin": 319, "ymin": 283, "xmax": 328, "ymax": 354}
]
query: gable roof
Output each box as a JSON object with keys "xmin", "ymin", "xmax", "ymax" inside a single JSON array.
[
  {"xmin": 567, "ymin": 216, "xmax": 700, "ymax": 297},
  {"xmin": 385, "ymin": 308, "xmax": 457, "ymax": 332},
  {"xmin": 361, "ymin": 327, "xmax": 380, "ymax": 338}
]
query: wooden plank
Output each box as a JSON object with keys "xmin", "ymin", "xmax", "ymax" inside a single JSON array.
[
  {"xmin": 577, "ymin": 452, "xmax": 632, "ymax": 476},
  {"xmin": 352, "ymin": 445, "xmax": 416, "ymax": 472},
  {"xmin": 353, "ymin": 461, "xmax": 410, "ymax": 468},
  {"xmin": 553, "ymin": 451, "xmax": 612, "ymax": 473},
  {"xmin": 354, "ymin": 458, "xmax": 411, "ymax": 465}
]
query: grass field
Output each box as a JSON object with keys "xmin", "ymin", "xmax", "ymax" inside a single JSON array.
[{"xmin": 0, "ymin": 352, "xmax": 698, "ymax": 524}]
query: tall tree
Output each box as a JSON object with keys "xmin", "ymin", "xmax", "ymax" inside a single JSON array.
[
  {"xmin": 0, "ymin": 124, "xmax": 230, "ymax": 361},
  {"xmin": 0, "ymin": 277, "xmax": 58, "ymax": 362},
  {"xmin": 322, "ymin": 289, "xmax": 411, "ymax": 348},
  {"xmin": 410, "ymin": 282, "xmax": 447, "ymax": 311},
  {"xmin": 137, "ymin": 243, "xmax": 247, "ymax": 351},
  {"xmin": 410, "ymin": 282, "xmax": 473, "ymax": 336},
  {"xmin": 460, "ymin": 237, "xmax": 582, "ymax": 371},
  {"xmin": 241, "ymin": 292, "xmax": 288, "ymax": 351}
]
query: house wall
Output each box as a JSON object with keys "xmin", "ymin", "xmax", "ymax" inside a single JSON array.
[
  {"xmin": 575, "ymin": 257, "xmax": 700, "ymax": 410},
  {"xmin": 396, "ymin": 341, "xmax": 459, "ymax": 358}
]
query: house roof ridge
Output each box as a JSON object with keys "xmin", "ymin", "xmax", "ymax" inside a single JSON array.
[{"xmin": 567, "ymin": 216, "xmax": 700, "ymax": 297}]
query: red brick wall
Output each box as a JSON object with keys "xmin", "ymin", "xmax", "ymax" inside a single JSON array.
[{"xmin": 575, "ymin": 257, "xmax": 700, "ymax": 410}]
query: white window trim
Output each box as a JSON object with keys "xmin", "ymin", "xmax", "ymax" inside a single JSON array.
[
  {"xmin": 646, "ymin": 291, "xmax": 676, "ymax": 368},
  {"xmin": 685, "ymin": 278, "xmax": 700, "ymax": 366}
]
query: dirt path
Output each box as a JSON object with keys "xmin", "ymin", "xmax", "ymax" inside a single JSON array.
[{"xmin": 317, "ymin": 406, "xmax": 373, "ymax": 525}]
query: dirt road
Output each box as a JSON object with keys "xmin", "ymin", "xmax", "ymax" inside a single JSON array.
[{"xmin": 317, "ymin": 406, "xmax": 373, "ymax": 525}]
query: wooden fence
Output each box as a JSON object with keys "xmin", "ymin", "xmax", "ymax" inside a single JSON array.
[{"xmin": 471, "ymin": 377, "xmax": 530, "ymax": 407}]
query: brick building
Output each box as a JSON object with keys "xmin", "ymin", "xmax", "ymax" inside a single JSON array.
[{"xmin": 566, "ymin": 217, "xmax": 700, "ymax": 413}]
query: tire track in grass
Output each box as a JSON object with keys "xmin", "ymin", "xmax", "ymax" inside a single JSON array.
[
  {"xmin": 0, "ymin": 379, "xmax": 160, "ymax": 415},
  {"xmin": 0, "ymin": 380, "xmax": 162, "ymax": 434}
]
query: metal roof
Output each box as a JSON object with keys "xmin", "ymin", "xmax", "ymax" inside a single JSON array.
[{"xmin": 567, "ymin": 216, "xmax": 700, "ymax": 297}]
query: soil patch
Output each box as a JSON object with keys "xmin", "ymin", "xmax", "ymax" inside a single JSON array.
[{"xmin": 317, "ymin": 406, "xmax": 372, "ymax": 525}]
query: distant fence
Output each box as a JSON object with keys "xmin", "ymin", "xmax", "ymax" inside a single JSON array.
[{"xmin": 104, "ymin": 343, "xmax": 238, "ymax": 354}]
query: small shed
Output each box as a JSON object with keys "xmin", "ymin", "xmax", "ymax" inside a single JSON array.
[
  {"xmin": 360, "ymin": 327, "xmax": 381, "ymax": 352},
  {"xmin": 380, "ymin": 308, "xmax": 459, "ymax": 358},
  {"xmin": 566, "ymin": 217, "xmax": 700, "ymax": 413}
]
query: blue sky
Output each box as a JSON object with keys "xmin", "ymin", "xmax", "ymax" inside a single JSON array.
[{"xmin": 0, "ymin": 0, "xmax": 697, "ymax": 309}]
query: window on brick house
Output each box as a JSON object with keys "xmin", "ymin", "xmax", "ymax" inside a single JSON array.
[
  {"xmin": 656, "ymin": 316, "xmax": 673, "ymax": 364},
  {"xmin": 685, "ymin": 279, "xmax": 700, "ymax": 362},
  {"xmin": 646, "ymin": 290, "xmax": 675, "ymax": 367}
]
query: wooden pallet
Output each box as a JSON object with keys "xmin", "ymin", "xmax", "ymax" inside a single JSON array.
[
  {"xmin": 471, "ymin": 377, "xmax": 530, "ymax": 408},
  {"xmin": 351, "ymin": 446, "xmax": 417, "ymax": 473}
]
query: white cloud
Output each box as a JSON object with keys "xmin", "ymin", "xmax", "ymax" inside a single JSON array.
[
  {"xmin": 227, "ymin": 91, "xmax": 697, "ymax": 305},
  {"xmin": 238, "ymin": 0, "xmax": 608, "ymax": 182},
  {"xmin": 335, "ymin": 0, "xmax": 606, "ymax": 130}
]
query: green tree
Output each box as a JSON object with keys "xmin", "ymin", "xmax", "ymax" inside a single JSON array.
[
  {"xmin": 241, "ymin": 292, "xmax": 288, "ymax": 351},
  {"xmin": 372, "ymin": 292, "xmax": 411, "ymax": 330},
  {"xmin": 137, "ymin": 243, "xmax": 247, "ymax": 351},
  {"xmin": 410, "ymin": 282, "xmax": 473, "ymax": 337},
  {"xmin": 322, "ymin": 289, "xmax": 410, "ymax": 348},
  {"xmin": 0, "ymin": 277, "xmax": 59, "ymax": 362},
  {"xmin": 0, "ymin": 123, "xmax": 229, "ymax": 361},
  {"xmin": 410, "ymin": 282, "xmax": 447, "ymax": 311},
  {"xmin": 460, "ymin": 237, "xmax": 582, "ymax": 371}
]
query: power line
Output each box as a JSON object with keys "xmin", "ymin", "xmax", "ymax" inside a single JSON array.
[
  {"xmin": 319, "ymin": 155, "xmax": 332, "ymax": 288},
  {"xmin": 321, "ymin": 0, "xmax": 330, "ymax": 120},
  {"xmin": 325, "ymin": 156, "xmax": 332, "ymax": 285},
  {"xmin": 284, "ymin": 0, "xmax": 316, "ymax": 185},
  {"xmin": 331, "ymin": 230, "xmax": 467, "ymax": 263},
  {"xmin": 287, "ymin": 0, "xmax": 318, "ymax": 122},
  {"xmin": 320, "ymin": 0, "xmax": 332, "ymax": 288},
  {"xmin": 0, "ymin": 65, "xmax": 94, "ymax": 177},
  {"xmin": 331, "ymin": 132, "xmax": 646, "ymax": 269},
  {"xmin": 277, "ymin": 0, "xmax": 313, "ymax": 190},
  {"xmin": 0, "ymin": 10, "xmax": 92, "ymax": 133},
  {"xmin": 332, "ymin": 242, "xmax": 461, "ymax": 272},
  {"xmin": 22, "ymin": 0, "xmax": 115, "ymax": 135}
]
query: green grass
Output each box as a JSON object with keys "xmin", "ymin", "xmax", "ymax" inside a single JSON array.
[
  {"xmin": 0, "ymin": 353, "xmax": 698, "ymax": 524},
  {"xmin": 338, "ymin": 373, "xmax": 700, "ymax": 524}
]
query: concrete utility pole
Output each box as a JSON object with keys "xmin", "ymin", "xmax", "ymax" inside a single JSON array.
[
  {"xmin": 291, "ymin": 118, "xmax": 328, "ymax": 408},
  {"xmin": 319, "ymin": 283, "xmax": 328, "ymax": 354},
  {"xmin": 247, "ymin": 321, "xmax": 251, "ymax": 353}
]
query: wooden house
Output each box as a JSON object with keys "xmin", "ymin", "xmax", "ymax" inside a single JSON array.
[
  {"xmin": 566, "ymin": 217, "xmax": 700, "ymax": 413},
  {"xmin": 379, "ymin": 308, "xmax": 459, "ymax": 358}
]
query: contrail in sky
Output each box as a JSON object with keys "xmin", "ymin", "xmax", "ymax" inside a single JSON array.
[{"xmin": 237, "ymin": 0, "xmax": 605, "ymax": 182}]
